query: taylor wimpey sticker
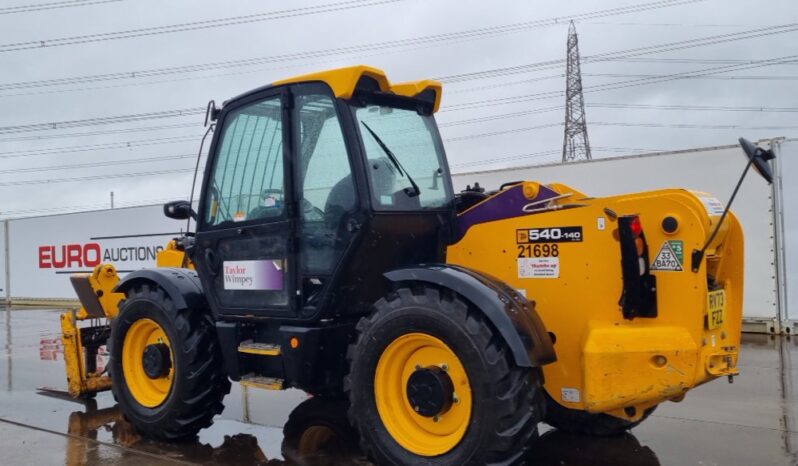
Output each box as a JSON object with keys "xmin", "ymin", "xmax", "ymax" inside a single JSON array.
[
  {"xmin": 699, "ymin": 196, "xmax": 725, "ymax": 216},
  {"xmin": 223, "ymin": 260, "xmax": 284, "ymax": 290},
  {"xmin": 651, "ymin": 240, "xmax": 684, "ymax": 271},
  {"xmin": 518, "ymin": 257, "xmax": 559, "ymax": 278}
]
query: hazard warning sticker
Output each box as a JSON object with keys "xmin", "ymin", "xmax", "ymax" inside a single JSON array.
[
  {"xmin": 518, "ymin": 257, "xmax": 559, "ymax": 278},
  {"xmin": 651, "ymin": 240, "xmax": 684, "ymax": 271}
]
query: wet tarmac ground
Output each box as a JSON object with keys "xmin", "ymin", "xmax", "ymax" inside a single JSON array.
[{"xmin": 1, "ymin": 309, "xmax": 796, "ymax": 466}]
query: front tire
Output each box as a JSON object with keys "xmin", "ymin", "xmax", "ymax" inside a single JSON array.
[
  {"xmin": 108, "ymin": 283, "xmax": 231, "ymax": 440},
  {"xmin": 346, "ymin": 286, "xmax": 543, "ymax": 466}
]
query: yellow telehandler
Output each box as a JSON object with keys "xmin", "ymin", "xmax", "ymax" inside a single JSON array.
[{"xmin": 58, "ymin": 66, "xmax": 774, "ymax": 464}]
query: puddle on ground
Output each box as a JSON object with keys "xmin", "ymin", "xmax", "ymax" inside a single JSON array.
[{"xmin": 2, "ymin": 309, "xmax": 798, "ymax": 465}]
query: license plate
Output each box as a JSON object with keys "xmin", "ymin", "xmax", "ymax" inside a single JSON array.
[{"xmin": 707, "ymin": 290, "xmax": 726, "ymax": 330}]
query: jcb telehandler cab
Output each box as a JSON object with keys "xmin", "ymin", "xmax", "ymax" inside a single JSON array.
[{"xmin": 60, "ymin": 66, "xmax": 774, "ymax": 465}]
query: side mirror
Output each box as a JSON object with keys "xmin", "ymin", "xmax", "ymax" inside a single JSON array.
[
  {"xmin": 739, "ymin": 137, "xmax": 776, "ymax": 184},
  {"xmin": 164, "ymin": 200, "xmax": 197, "ymax": 220}
]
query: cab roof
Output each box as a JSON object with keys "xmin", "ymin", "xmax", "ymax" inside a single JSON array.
[{"xmin": 226, "ymin": 65, "xmax": 443, "ymax": 113}]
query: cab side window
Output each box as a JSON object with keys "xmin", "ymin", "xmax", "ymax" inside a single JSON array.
[
  {"xmin": 295, "ymin": 93, "xmax": 356, "ymax": 276},
  {"xmin": 205, "ymin": 97, "xmax": 284, "ymax": 226}
]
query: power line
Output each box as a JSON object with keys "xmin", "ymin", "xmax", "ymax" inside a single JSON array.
[
  {"xmin": 0, "ymin": 167, "xmax": 197, "ymax": 187},
  {"xmin": 0, "ymin": 0, "xmax": 706, "ymax": 91},
  {"xmin": 0, "ymin": 108, "xmax": 204, "ymax": 134},
  {"xmin": 444, "ymin": 123, "xmax": 563, "ymax": 143},
  {"xmin": 444, "ymin": 54, "xmax": 798, "ymax": 111},
  {"xmin": 0, "ymin": 153, "xmax": 196, "ymax": 175},
  {"xmin": 606, "ymin": 57, "xmax": 798, "ymax": 65},
  {"xmin": 584, "ymin": 72, "xmax": 798, "ymax": 81},
  {"xmin": 450, "ymin": 150, "xmax": 561, "ymax": 169},
  {"xmin": 438, "ymin": 23, "xmax": 798, "ymax": 83},
  {"xmin": 0, "ymin": 197, "xmax": 176, "ymax": 219},
  {"xmin": 582, "ymin": 55, "xmax": 798, "ymax": 95},
  {"xmin": 0, "ymin": 0, "xmax": 122, "ymax": 15},
  {"xmin": 437, "ymin": 106, "xmax": 563, "ymax": 127},
  {"xmin": 586, "ymin": 103, "xmax": 798, "ymax": 112},
  {"xmin": 3, "ymin": 22, "xmax": 794, "ymax": 137},
  {"xmin": 583, "ymin": 21, "xmax": 757, "ymax": 28},
  {"xmin": 445, "ymin": 74, "xmax": 564, "ymax": 94},
  {"xmin": 0, "ymin": 0, "xmax": 404, "ymax": 53},
  {"xmin": 2, "ymin": 54, "xmax": 794, "ymax": 160},
  {"xmin": 5, "ymin": 98, "xmax": 791, "ymax": 146},
  {"xmin": 591, "ymin": 121, "xmax": 798, "ymax": 130},
  {"xmin": 0, "ymin": 135, "xmax": 199, "ymax": 159},
  {"xmin": 0, "ymin": 122, "xmax": 197, "ymax": 143}
]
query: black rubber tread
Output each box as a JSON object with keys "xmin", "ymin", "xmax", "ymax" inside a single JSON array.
[
  {"xmin": 281, "ymin": 397, "xmax": 361, "ymax": 460},
  {"xmin": 543, "ymin": 392, "xmax": 657, "ymax": 437},
  {"xmin": 108, "ymin": 282, "xmax": 231, "ymax": 440},
  {"xmin": 345, "ymin": 285, "xmax": 544, "ymax": 466}
]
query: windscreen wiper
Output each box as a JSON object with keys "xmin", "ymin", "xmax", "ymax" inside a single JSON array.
[{"xmin": 361, "ymin": 121, "xmax": 421, "ymax": 197}]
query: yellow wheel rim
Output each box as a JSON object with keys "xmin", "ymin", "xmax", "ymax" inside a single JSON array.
[
  {"xmin": 374, "ymin": 333, "xmax": 472, "ymax": 457},
  {"xmin": 298, "ymin": 425, "xmax": 335, "ymax": 454},
  {"xmin": 122, "ymin": 318, "xmax": 174, "ymax": 408}
]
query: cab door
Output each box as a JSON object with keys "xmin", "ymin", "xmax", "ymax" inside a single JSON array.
[{"xmin": 194, "ymin": 89, "xmax": 296, "ymax": 317}]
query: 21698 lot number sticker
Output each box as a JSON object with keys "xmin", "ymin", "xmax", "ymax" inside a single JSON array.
[
  {"xmin": 517, "ymin": 244, "xmax": 559, "ymax": 258},
  {"xmin": 517, "ymin": 226, "xmax": 583, "ymax": 244}
]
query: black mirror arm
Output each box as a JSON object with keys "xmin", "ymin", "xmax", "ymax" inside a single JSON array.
[{"xmin": 691, "ymin": 157, "xmax": 752, "ymax": 273}]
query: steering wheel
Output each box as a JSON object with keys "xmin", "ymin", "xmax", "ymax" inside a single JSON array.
[
  {"xmin": 302, "ymin": 199, "xmax": 325, "ymax": 221},
  {"xmin": 247, "ymin": 189, "xmax": 285, "ymax": 220}
]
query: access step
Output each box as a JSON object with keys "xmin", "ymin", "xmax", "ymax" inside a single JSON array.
[
  {"xmin": 238, "ymin": 340, "xmax": 281, "ymax": 356},
  {"xmin": 239, "ymin": 374, "xmax": 284, "ymax": 391}
]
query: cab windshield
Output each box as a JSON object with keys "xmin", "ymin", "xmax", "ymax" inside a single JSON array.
[{"xmin": 354, "ymin": 104, "xmax": 453, "ymax": 211}]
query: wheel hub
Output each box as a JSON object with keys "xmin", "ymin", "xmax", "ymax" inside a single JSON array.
[
  {"xmin": 406, "ymin": 365, "xmax": 454, "ymax": 418},
  {"xmin": 142, "ymin": 343, "xmax": 172, "ymax": 379}
]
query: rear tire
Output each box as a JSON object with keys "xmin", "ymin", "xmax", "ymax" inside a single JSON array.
[
  {"xmin": 108, "ymin": 283, "xmax": 231, "ymax": 440},
  {"xmin": 346, "ymin": 286, "xmax": 543, "ymax": 466},
  {"xmin": 544, "ymin": 392, "xmax": 657, "ymax": 436},
  {"xmin": 282, "ymin": 397, "xmax": 360, "ymax": 460}
]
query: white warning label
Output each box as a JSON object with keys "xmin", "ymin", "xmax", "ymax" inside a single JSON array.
[
  {"xmin": 699, "ymin": 196, "xmax": 725, "ymax": 216},
  {"xmin": 561, "ymin": 387, "xmax": 581, "ymax": 403},
  {"xmin": 651, "ymin": 240, "xmax": 684, "ymax": 271},
  {"xmin": 518, "ymin": 257, "xmax": 559, "ymax": 278}
]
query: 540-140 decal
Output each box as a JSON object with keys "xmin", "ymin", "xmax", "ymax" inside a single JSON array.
[{"xmin": 516, "ymin": 226, "xmax": 583, "ymax": 244}]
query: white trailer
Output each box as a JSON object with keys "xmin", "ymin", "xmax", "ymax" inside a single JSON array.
[
  {"xmin": 5, "ymin": 205, "xmax": 183, "ymax": 304},
  {"xmin": 1, "ymin": 139, "xmax": 792, "ymax": 333},
  {"xmin": 773, "ymin": 139, "xmax": 798, "ymax": 334},
  {"xmin": 1, "ymin": 221, "xmax": 7, "ymax": 303},
  {"xmin": 452, "ymin": 139, "xmax": 788, "ymax": 332}
]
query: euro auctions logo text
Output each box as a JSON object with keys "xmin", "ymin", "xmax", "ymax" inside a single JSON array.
[{"xmin": 39, "ymin": 242, "xmax": 164, "ymax": 269}]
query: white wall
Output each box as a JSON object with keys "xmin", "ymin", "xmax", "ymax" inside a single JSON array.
[
  {"xmin": 7, "ymin": 205, "xmax": 185, "ymax": 299},
  {"xmin": 452, "ymin": 143, "xmax": 778, "ymax": 320},
  {"xmin": 776, "ymin": 139, "xmax": 798, "ymax": 322}
]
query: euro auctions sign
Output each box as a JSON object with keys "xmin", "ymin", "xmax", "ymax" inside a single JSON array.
[
  {"xmin": 8, "ymin": 205, "xmax": 185, "ymax": 299},
  {"xmin": 38, "ymin": 242, "xmax": 164, "ymax": 270}
]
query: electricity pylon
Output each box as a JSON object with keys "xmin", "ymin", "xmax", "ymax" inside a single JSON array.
[{"xmin": 562, "ymin": 21, "xmax": 592, "ymax": 162}]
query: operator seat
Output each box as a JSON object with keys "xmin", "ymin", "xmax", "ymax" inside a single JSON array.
[{"xmin": 324, "ymin": 157, "xmax": 397, "ymax": 224}]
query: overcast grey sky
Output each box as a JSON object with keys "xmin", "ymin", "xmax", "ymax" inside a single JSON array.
[{"xmin": 0, "ymin": 0, "xmax": 795, "ymax": 219}]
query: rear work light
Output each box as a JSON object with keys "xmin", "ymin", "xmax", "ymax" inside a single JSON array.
[{"xmin": 618, "ymin": 215, "xmax": 657, "ymax": 319}]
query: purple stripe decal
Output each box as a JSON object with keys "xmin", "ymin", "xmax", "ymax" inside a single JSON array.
[{"xmin": 455, "ymin": 184, "xmax": 560, "ymax": 242}]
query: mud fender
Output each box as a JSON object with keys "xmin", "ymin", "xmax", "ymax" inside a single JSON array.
[
  {"xmin": 115, "ymin": 267, "xmax": 208, "ymax": 312},
  {"xmin": 384, "ymin": 264, "xmax": 556, "ymax": 368}
]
